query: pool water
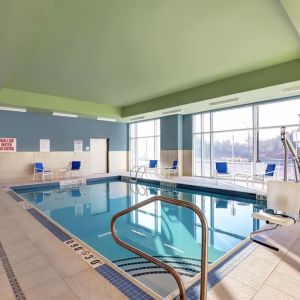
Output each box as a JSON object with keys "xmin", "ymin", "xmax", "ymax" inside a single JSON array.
[{"xmin": 16, "ymin": 179, "xmax": 265, "ymax": 289}]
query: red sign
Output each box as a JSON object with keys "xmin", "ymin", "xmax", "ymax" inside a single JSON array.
[{"xmin": 0, "ymin": 138, "xmax": 16, "ymax": 152}]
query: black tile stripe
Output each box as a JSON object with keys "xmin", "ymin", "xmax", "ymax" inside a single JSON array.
[
  {"xmin": 132, "ymin": 270, "xmax": 194, "ymax": 278},
  {"xmin": 124, "ymin": 265, "xmax": 199, "ymax": 274},
  {"xmin": 0, "ymin": 241, "xmax": 27, "ymax": 300},
  {"xmin": 118, "ymin": 260, "xmax": 201, "ymax": 269},
  {"xmin": 112, "ymin": 255, "xmax": 202, "ymax": 263}
]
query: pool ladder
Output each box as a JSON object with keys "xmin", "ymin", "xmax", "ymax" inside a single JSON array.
[
  {"xmin": 111, "ymin": 195, "xmax": 209, "ymax": 300},
  {"xmin": 129, "ymin": 165, "xmax": 146, "ymax": 182}
]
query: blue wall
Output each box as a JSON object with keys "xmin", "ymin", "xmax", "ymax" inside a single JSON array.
[
  {"xmin": 160, "ymin": 115, "xmax": 183, "ymax": 150},
  {"xmin": 160, "ymin": 114, "xmax": 192, "ymax": 150},
  {"xmin": 183, "ymin": 114, "xmax": 193, "ymax": 150},
  {"xmin": 0, "ymin": 110, "xmax": 128, "ymax": 151}
]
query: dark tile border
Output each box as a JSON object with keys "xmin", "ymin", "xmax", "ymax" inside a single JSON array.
[
  {"xmin": 95, "ymin": 264, "xmax": 155, "ymax": 300},
  {"xmin": 6, "ymin": 191, "xmax": 24, "ymax": 202},
  {"xmin": 86, "ymin": 176, "xmax": 121, "ymax": 184},
  {"xmin": 11, "ymin": 182, "xmax": 60, "ymax": 192},
  {"xmin": 27, "ymin": 208, "xmax": 71, "ymax": 242},
  {"xmin": 0, "ymin": 241, "xmax": 27, "ymax": 300},
  {"xmin": 131, "ymin": 177, "xmax": 257, "ymax": 200}
]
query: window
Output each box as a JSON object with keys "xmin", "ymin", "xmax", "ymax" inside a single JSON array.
[
  {"xmin": 130, "ymin": 119, "xmax": 160, "ymax": 168},
  {"xmin": 193, "ymin": 98, "xmax": 300, "ymax": 180}
]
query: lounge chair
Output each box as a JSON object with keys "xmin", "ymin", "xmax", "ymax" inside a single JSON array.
[
  {"xmin": 69, "ymin": 161, "xmax": 82, "ymax": 178},
  {"xmin": 215, "ymin": 162, "xmax": 232, "ymax": 183},
  {"xmin": 33, "ymin": 162, "xmax": 53, "ymax": 182},
  {"xmin": 253, "ymin": 163, "xmax": 276, "ymax": 188},
  {"xmin": 165, "ymin": 160, "xmax": 179, "ymax": 177},
  {"xmin": 146, "ymin": 160, "xmax": 158, "ymax": 172}
]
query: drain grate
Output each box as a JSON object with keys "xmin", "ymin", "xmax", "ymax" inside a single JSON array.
[{"xmin": 0, "ymin": 241, "xmax": 27, "ymax": 300}]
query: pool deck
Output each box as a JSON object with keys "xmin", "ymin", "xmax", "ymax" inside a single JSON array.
[{"xmin": 1, "ymin": 174, "xmax": 300, "ymax": 300}]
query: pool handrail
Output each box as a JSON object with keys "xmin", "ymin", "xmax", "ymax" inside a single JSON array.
[{"xmin": 111, "ymin": 195, "xmax": 209, "ymax": 300}]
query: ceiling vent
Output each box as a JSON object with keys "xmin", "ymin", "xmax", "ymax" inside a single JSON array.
[{"xmin": 209, "ymin": 98, "xmax": 239, "ymax": 107}]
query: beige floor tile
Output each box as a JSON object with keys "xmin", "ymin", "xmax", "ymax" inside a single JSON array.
[
  {"xmin": 265, "ymin": 270, "xmax": 300, "ymax": 300},
  {"xmin": 275, "ymin": 254, "xmax": 300, "ymax": 281},
  {"xmin": 0, "ymin": 215, "xmax": 18, "ymax": 230},
  {"xmin": 228, "ymin": 255, "xmax": 276, "ymax": 289},
  {"xmin": 252, "ymin": 284, "xmax": 296, "ymax": 300},
  {"xmin": 267, "ymin": 228, "xmax": 299, "ymax": 252},
  {"xmin": 12, "ymin": 255, "xmax": 50, "ymax": 277},
  {"xmin": 0, "ymin": 273, "xmax": 13, "ymax": 297},
  {"xmin": 250, "ymin": 245, "xmax": 284, "ymax": 265},
  {"xmin": 208, "ymin": 276, "xmax": 256, "ymax": 300},
  {"xmin": 4, "ymin": 239, "xmax": 36, "ymax": 256},
  {"xmin": 82, "ymin": 286, "xmax": 128, "ymax": 300},
  {"xmin": 0, "ymin": 262, "xmax": 5, "ymax": 274},
  {"xmin": 64, "ymin": 269, "xmax": 107, "ymax": 295},
  {"xmin": 0, "ymin": 228, "xmax": 28, "ymax": 247},
  {"xmin": 25, "ymin": 226, "xmax": 52, "ymax": 243},
  {"xmin": 18, "ymin": 264, "xmax": 58, "ymax": 290},
  {"xmin": 51, "ymin": 290, "xmax": 80, "ymax": 300},
  {"xmin": 0, "ymin": 291, "xmax": 15, "ymax": 300},
  {"xmin": 46, "ymin": 249, "xmax": 90, "ymax": 277},
  {"xmin": 33, "ymin": 234, "xmax": 66, "ymax": 257},
  {"xmin": 24, "ymin": 277, "xmax": 73, "ymax": 300},
  {"xmin": 5, "ymin": 242, "xmax": 40, "ymax": 265}
]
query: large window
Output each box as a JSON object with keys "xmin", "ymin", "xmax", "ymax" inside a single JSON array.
[
  {"xmin": 193, "ymin": 98, "xmax": 300, "ymax": 180},
  {"xmin": 130, "ymin": 119, "xmax": 160, "ymax": 168}
]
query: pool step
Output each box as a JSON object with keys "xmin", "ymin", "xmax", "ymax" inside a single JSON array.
[{"xmin": 113, "ymin": 256, "xmax": 201, "ymax": 278}]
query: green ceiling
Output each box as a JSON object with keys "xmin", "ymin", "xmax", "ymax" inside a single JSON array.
[{"xmin": 0, "ymin": 0, "xmax": 300, "ymax": 118}]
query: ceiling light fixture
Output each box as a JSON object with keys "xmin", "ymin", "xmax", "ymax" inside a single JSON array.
[
  {"xmin": 0, "ymin": 106, "xmax": 26, "ymax": 112},
  {"xmin": 53, "ymin": 112, "xmax": 78, "ymax": 118},
  {"xmin": 283, "ymin": 86, "xmax": 300, "ymax": 93},
  {"xmin": 97, "ymin": 117, "xmax": 117, "ymax": 122},
  {"xmin": 209, "ymin": 98, "xmax": 239, "ymax": 107},
  {"xmin": 162, "ymin": 109, "xmax": 183, "ymax": 115}
]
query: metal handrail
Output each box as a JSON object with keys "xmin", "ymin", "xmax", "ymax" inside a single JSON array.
[{"xmin": 111, "ymin": 195, "xmax": 209, "ymax": 300}]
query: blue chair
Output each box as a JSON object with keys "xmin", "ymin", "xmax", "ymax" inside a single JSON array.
[
  {"xmin": 69, "ymin": 161, "xmax": 82, "ymax": 177},
  {"xmin": 165, "ymin": 160, "xmax": 179, "ymax": 177},
  {"xmin": 253, "ymin": 163, "xmax": 276, "ymax": 187},
  {"xmin": 215, "ymin": 162, "xmax": 232, "ymax": 182},
  {"xmin": 33, "ymin": 162, "xmax": 53, "ymax": 182},
  {"xmin": 149, "ymin": 160, "xmax": 158, "ymax": 168},
  {"xmin": 146, "ymin": 160, "xmax": 158, "ymax": 173}
]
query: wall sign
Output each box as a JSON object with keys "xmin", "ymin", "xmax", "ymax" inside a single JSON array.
[
  {"xmin": 74, "ymin": 140, "xmax": 83, "ymax": 152},
  {"xmin": 0, "ymin": 138, "xmax": 16, "ymax": 152},
  {"xmin": 40, "ymin": 139, "xmax": 50, "ymax": 152}
]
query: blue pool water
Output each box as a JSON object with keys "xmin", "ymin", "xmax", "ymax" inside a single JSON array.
[{"xmin": 16, "ymin": 179, "xmax": 265, "ymax": 278}]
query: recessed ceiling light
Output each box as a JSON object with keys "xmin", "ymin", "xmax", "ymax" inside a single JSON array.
[
  {"xmin": 162, "ymin": 109, "xmax": 183, "ymax": 115},
  {"xmin": 283, "ymin": 86, "xmax": 300, "ymax": 93},
  {"xmin": 0, "ymin": 106, "xmax": 26, "ymax": 112},
  {"xmin": 53, "ymin": 112, "xmax": 78, "ymax": 118},
  {"xmin": 209, "ymin": 98, "xmax": 239, "ymax": 107},
  {"xmin": 97, "ymin": 117, "xmax": 116, "ymax": 122}
]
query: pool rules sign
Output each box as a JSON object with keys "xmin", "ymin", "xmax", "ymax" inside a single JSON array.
[{"xmin": 0, "ymin": 138, "xmax": 16, "ymax": 152}]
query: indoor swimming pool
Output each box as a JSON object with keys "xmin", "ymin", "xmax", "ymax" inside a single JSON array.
[{"xmin": 14, "ymin": 178, "xmax": 265, "ymax": 297}]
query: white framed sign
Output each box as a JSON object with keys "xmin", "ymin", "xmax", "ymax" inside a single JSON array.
[
  {"xmin": 40, "ymin": 139, "xmax": 50, "ymax": 152},
  {"xmin": 74, "ymin": 140, "xmax": 83, "ymax": 152},
  {"xmin": 0, "ymin": 138, "xmax": 16, "ymax": 152}
]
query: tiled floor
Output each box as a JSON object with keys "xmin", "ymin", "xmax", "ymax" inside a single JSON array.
[{"xmin": 1, "ymin": 174, "xmax": 300, "ymax": 300}]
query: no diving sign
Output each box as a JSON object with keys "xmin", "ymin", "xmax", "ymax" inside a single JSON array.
[{"xmin": 0, "ymin": 138, "xmax": 16, "ymax": 152}]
